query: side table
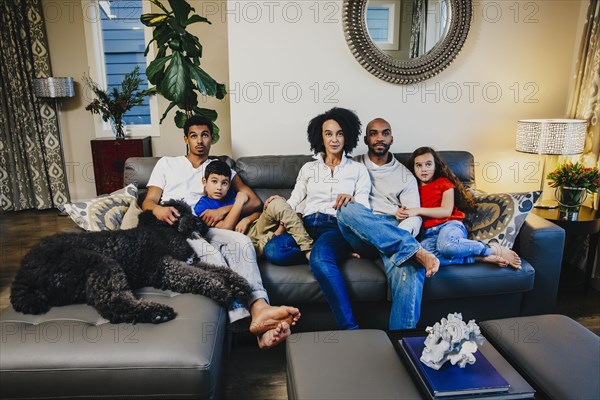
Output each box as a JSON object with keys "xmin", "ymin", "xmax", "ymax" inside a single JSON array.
[
  {"xmin": 532, "ymin": 206, "xmax": 600, "ymax": 292},
  {"xmin": 91, "ymin": 136, "xmax": 152, "ymax": 195}
]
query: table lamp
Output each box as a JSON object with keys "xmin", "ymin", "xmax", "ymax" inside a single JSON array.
[{"xmin": 516, "ymin": 119, "xmax": 588, "ymax": 208}]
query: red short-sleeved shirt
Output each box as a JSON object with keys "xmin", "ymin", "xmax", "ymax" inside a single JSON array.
[{"xmin": 418, "ymin": 177, "xmax": 465, "ymax": 229}]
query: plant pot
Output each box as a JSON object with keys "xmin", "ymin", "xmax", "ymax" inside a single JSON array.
[{"xmin": 555, "ymin": 186, "xmax": 587, "ymax": 220}]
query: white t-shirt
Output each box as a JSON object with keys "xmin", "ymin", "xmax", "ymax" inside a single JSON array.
[
  {"xmin": 146, "ymin": 156, "xmax": 237, "ymax": 210},
  {"xmin": 287, "ymin": 153, "xmax": 371, "ymax": 217}
]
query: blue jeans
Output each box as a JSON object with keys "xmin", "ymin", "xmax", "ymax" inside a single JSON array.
[
  {"xmin": 266, "ymin": 213, "xmax": 358, "ymax": 329},
  {"xmin": 336, "ymin": 202, "xmax": 425, "ymax": 329},
  {"xmin": 263, "ymin": 233, "xmax": 306, "ymax": 266},
  {"xmin": 419, "ymin": 220, "xmax": 492, "ymax": 266}
]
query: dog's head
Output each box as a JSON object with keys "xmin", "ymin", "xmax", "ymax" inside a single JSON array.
[{"xmin": 138, "ymin": 199, "xmax": 208, "ymax": 239}]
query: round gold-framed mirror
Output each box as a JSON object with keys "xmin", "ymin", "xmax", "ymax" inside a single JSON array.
[{"xmin": 343, "ymin": 0, "xmax": 472, "ymax": 84}]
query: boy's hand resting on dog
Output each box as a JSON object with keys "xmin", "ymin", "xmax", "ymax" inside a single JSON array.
[{"xmin": 153, "ymin": 205, "xmax": 181, "ymax": 225}]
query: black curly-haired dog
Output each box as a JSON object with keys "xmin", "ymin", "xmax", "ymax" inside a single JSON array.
[{"xmin": 10, "ymin": 200, "xmax": 251, "ymax": 324}]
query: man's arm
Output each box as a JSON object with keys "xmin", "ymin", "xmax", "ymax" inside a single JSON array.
[
  {"xmin": 142, "ymin": 186, "xmax": 180, "ymax": 225},
  {"xmin": 231, "ymin": 175, "xmax": 262, "ymax": 214}
]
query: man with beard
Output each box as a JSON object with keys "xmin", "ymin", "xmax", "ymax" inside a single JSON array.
[{"xmin": 337, "ymin": 118, "xmax": 440, "ymax": 330}]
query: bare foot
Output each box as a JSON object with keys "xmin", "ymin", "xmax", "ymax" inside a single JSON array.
[
  {"xmin": 304, "ymin": 251, "xmax": 311, "ymax": 261},
  {"xmin": 489, "ymin": 243, "xmax": 521, "ymax": 269},
  {"xmin": 349, "ymin": 252, "xmax": 361, "ymax": 259},
  {"xmin": 414, "ymin": 248, "xmax": 440, "ymax": 278},
  {"xmin": 249, "ymin": 302, "xmax": 301, "ymax": 335},
  {"xmin": 257, "ymin": 322, "xmax": 291, "ymax": 349},
  {"xmin": 475, "ymin": 254, "xmax": 509, "ymax": 267}
]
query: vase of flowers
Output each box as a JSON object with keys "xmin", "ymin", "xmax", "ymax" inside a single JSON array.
[
  {"xmin": 84, "ymin": 66, "xmax": 147, "ymax": 139},
  {"xmin": 547, "ymin": 161, "xmax": 600, "ymax": 220}
]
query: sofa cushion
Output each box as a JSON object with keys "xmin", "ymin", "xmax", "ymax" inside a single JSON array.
[
  {"xmin": 0, "ymin": 289, "xmax": 227, "ymax": 400},
  {"xmin": 423, "ymin": 259, "xmax": 535, "ymax": 301},
  {"xmin": 58, "ymin": 183, "xmax": 138, "ymax": 231},
  {"xmin": 466, "ymin": 191, "xmax": 541, "ymax": 248},
  {"xmin": 259, "ymin": 258, "xmax": 388, "ymax": 305}
]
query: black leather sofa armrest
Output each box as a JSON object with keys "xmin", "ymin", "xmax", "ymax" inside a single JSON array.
[{"xmin": 516, "ymin": 213, "xmax": 565, "ymax": 316}]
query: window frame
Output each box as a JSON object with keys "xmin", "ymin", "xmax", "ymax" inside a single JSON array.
[{"xmin": 82, "ymin": 0, "xmax": 160, "ymax": 138}]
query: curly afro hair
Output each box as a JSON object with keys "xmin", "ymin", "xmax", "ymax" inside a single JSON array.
[{"xmin": 306, "ymin": 107, "xmax": 362, "ymax": 155}]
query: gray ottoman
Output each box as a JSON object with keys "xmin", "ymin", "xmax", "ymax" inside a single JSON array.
[
  {"xmin": 480, "ymin": 314, "xmax": 600, "ymax": 400},
  {"xmin": 0, "ymin": 289, "xmax": 227, "ymax": 399},
  {"xmin": 286, "ymin": 329, "xmax": 421, "ymax": 399}
]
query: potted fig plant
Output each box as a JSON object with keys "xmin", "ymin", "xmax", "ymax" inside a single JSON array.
[
  {"xmin": 547, "ymin": 161, "xmax": 600, "ymax": 219},
  {"xmin": 84, "ymin": 66, "xmax": 146, "ymax": 140},
  {"xmin": 140, "ymin": 0, "xmax": 226, "ymax": 142}
]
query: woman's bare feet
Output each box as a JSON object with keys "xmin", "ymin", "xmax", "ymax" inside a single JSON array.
[
  {"xmin": 249, "ymin": 301, "xmax": 301, "ymax": 335},
  {"xmin": 257, "ymin": 322, "xmax": 291, "ymax": 349},
  {"xmin": 475, "ymin": 254, "xmax": 509, "ymax": 267},
  {"xmin": 489, "ymin": 243, "xmax": 521, "ymax": 269},
  {"xmin": 415, "ymin": 248, "xmax": 440, "ymax": 278}
]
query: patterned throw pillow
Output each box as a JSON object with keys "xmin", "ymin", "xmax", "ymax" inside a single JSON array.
[
  {"xmin": 465, "ymin": 191, "xmax": 541, "ymax": 248},
  {"xmin": 59, "ymin": 184, "xmax": 138, "ymax": 231}
]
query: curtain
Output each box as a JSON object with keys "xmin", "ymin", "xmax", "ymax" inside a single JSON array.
[
  {"xmin": 568, "ymin": 0, "xmax": 600, "ymax": 210},
  {"xmin": 0, "ymin": 0, "xmax": 69, "ymax": 211},
  {"xmin": 409, "ymin": 0, "xmax": 425, "ymax": 59}
]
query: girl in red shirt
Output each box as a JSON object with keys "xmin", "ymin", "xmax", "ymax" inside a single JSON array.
[{"xmin": 398, "ymin": 147, "xmax": 521, "ymax": 269}]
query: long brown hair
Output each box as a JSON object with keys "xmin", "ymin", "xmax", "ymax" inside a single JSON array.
[{"xmin": 407, "ymin": 147, "xmax": 476, "ymax": 213}]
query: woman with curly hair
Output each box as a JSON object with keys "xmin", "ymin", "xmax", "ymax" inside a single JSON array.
[
  {"xmin": 400, "ymin": 146, "xmax": 522, "ymax": 268},
  {"xmin": 263, "ymin": 107, "xmax": 371, "ymax": 330}
]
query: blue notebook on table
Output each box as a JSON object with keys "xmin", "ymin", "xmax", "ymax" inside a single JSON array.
[{"xmin": 400, "ymin": 336, "xmax": 510, "ymax": 398}]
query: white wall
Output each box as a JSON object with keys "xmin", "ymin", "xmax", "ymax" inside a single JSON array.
[{"xmin": 228, "ymin": 0, "xmax": 587, "ymax": 193}]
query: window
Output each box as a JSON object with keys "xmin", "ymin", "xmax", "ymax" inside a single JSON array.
[
  {"xmin": 366, "ymin": 1, "xmax": 401, "ymax": 51},
  {"xmin": 83, "ymin": 0, "xmax": 159, "ymax": 137}
]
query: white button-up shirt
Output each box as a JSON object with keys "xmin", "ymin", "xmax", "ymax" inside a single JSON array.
[{"xmin": 287, "ymin": 153, "xmax": 372, "ymax": 217}]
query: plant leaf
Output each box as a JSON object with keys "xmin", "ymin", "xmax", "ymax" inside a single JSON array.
[
  {"xmin": 216, "ymin": 83, "xmax": 227, "ymax": 100},
  {"xmin": 146, "ymin": 56, "xmax": 171, "ymax": 84},
  {"xmin": 184, "ymin": 14, "xmax": 211, "ymax": 26},
  {"xmin": 168, "ymin": 0, "xmax": 191, "ymax": 21},
  {"xmin": 148, "ymin": 0, "xmax": 170, "ymax": 14},
  {"xmin": 174, "ymin": 110, "xmax": 188, "ymax": 128},
  {"xmin": 159, "ymin": 101, "xmax": 176, "ymax": 124},
  {"xmin": 140, "ymin": 13, "xmax": 167, "ymax": 26},
  {"xmin": 193, "ymin": 107, "xmax": 218, "ymax": 121},
  {"xmin": 188, "ymin": 64, "xmax": 217, "ymax": 96},
  {"xmin": 161, "ymin": 52, "xmax": 190, "ymax": 103}
]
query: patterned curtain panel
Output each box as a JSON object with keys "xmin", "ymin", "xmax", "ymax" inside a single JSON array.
[
  {"xmin": 0, "ymin": 0, "xmax": 70, "ymax": 211},
  {"xmin": 568, "ymin": 0, "xmax": 600, "ymax": 210}
]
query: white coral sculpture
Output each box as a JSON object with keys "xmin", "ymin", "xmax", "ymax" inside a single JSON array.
[{"xmin": 420, "ymin": 312, "xmax": 485, "ymax": 370}]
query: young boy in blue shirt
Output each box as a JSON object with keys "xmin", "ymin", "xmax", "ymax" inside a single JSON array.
[{"xmin": 194, "ymin": 161, "xmax": 312, "ymax": 264}]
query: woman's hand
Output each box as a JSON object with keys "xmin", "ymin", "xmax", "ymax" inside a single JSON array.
[
  {"xmin": 396, "ymin": 206, "xmax": 418, "ymax": 220},
  {"xmin": 235, "ymin": 217, "xmax": 251, "ymax": 234},
  {"xmin": 264, "ymin": 195, "xmax": 284, "ymax": 209},
  {"xmin": 333, "ymin": 194, "xmax": 354, "ymax": 210}
]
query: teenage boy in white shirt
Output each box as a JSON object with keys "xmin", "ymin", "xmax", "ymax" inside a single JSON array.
[{"xmin": 142, "ymin": 115, "xmax": 300, "ymax": 349}]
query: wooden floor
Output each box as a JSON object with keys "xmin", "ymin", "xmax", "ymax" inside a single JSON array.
[{"xmin": 1, "ymin": 209, "xmax": 599, "ymax": 399}]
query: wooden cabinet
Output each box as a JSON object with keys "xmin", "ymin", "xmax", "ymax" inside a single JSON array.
[{"xmin": 91, "ymin": 136, "xmax": 152, "ymax": 195}]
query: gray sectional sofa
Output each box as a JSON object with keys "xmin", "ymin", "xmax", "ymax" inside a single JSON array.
[{"xmin": 0, "ymin": 151, "xmax": 565, "ymax": 399}]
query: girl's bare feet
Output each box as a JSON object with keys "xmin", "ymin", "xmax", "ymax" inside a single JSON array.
[
  {"xmin": 415, "ymin": 248, "xmax": 440, "ymax": 278},
  {"xmin": 489, "ymin": 243, "xmax": 521, "ymax": 269},
  {"xmin": 475, "ymin": 254, "xmax": 509, "ymax": 267},
  {"xmin": 257, "ymin": 322, "xmax": 291, "ymax": 349}
]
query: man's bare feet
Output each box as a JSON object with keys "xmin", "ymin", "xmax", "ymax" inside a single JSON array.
[
  {"xmin": 249, "ymin": 301, "xmax": 301, "ymax": 335},
  {"xmin": 475, "ymin": 254, "xmax": 509, "ymax": 267},
  {"xmin": 414, "ymin": 248, "xmax": 440, "ymax": 278},
  {"xmin": 257, "ymin": 322, "xmax": 291, "ymax": 349},
  {"xmin": 305, "ymin": 250, "xmax": 311, "ymax": 261},
  {"xmin": 489, "ymin": 243, "xmax": 521, "ymax": 269}
]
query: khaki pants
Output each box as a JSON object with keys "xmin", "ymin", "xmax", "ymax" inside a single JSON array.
[{"xmin": 247, "ymin": 198, "xmax": 313, "ymax": 257}]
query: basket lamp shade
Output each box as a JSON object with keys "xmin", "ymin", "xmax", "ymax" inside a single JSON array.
[{"xmin": 516, "ymin": 119, "xmax": 588, "ymax": 208}]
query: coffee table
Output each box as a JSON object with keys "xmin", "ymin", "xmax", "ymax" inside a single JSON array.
[{"xmin": 286, "ymin": 329, "xmax": 533, "ymax": 400}]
